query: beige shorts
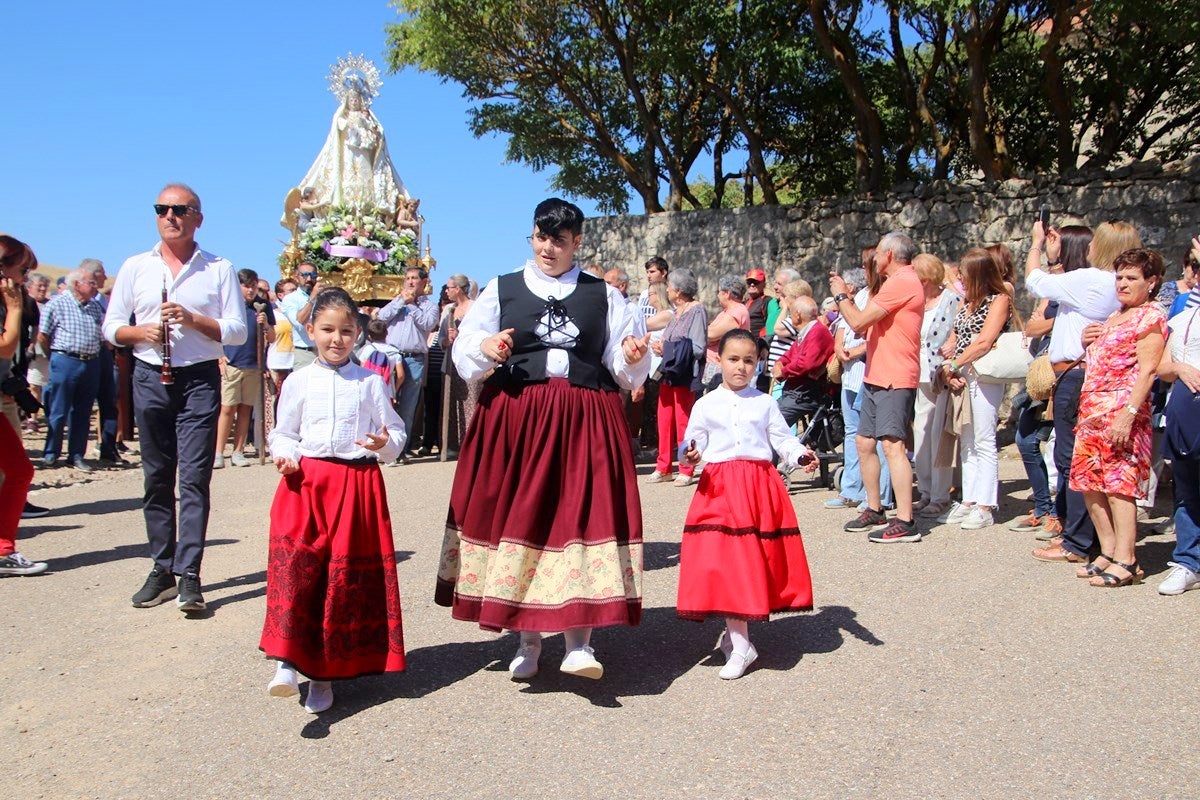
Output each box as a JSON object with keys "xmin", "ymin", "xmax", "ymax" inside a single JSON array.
[{"xmin": 221, "ymin": 364, "xmax": 262, "ymax": 407}]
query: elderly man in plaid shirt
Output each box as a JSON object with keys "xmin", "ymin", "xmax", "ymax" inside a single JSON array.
[{"xmin": 37, "ymin": 263, "xmax": 105, "ymax": 472}]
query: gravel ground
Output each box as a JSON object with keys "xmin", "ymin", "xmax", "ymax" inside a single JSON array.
[{"xmin": 3, "ymin": 437, "xmax": 1196, "ymax": 800}]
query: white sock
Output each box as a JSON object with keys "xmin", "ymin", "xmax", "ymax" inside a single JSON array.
[
  {"xmin": 519, "ymin": 631, "xmax": 543, "ymax": 649},
  {"xmin": 726, "ymin": 618, "xmax": 752, "ymax": 655},
  {"xmin": 563, "ymin": 627, "xmax": 592, "ymax": 651}
]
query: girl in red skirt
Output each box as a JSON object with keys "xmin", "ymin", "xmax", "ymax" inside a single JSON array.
[
  {"xmin": 678, "ymin": 329, "xmax": 815, "ymax": 680},
  {"xmin": 261, "ymin": 288, "xmax": 407, "ymax": 713}
]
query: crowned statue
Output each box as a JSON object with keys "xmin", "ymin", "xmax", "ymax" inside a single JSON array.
[{"xmin": 281, "ymin": 55, "xmax": 430, "ymax": 296}]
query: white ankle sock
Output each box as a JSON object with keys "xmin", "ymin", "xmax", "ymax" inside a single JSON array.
[
  {"xmin": 726, "ymin": 618, "xmax": 752, "ymax": 655},
  {"xmin": 563, "ymin": 627, "xmax": 592, "ymax": 651}
]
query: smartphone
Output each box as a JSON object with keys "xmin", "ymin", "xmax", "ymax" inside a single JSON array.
[{"xmin": 1039, "ymin": 204, "xmax": 1050, "ymax": 232}]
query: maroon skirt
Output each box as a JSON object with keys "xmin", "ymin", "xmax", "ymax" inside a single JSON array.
[
  {"xmin": 677, "ymin": 459, "xmax": 813, "ymax": 621},
  {"xmin": 435, "ymin": 378, "xmax": 644, "ymax": 633},
  {"xmin": 260, "ymin": 457, "xmax": 405, "ymax": 680}
]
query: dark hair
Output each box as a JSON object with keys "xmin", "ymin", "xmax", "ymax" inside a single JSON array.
[
  {"xmin": 1058, "ymin": 225, "xmax": 1093, "ymax": 273},
  {"xmin": 274, "ymin": 278, "xmax": 296, "ymax": 294},
  {"xmin": 237, "ymin": 268, "xmax": 259, "ymax": 287},
  {"xmin": 366, "ymin": 318, "xmax": 388, "ymax": 342},
  {"xmin": 533, "ymin": 197, "xmax": 584, "ymax": 237},
  {"xmin": 718, "ymin": 328, "xmax": 759, "ymax": 356},
  {"xmin": 0, "ymin": 235, "xmax": 36, "ymax": 273},
  {"xmin": 644, "ymin": 256, "xmax": 669, "ymax": 273},
  {"xmin": 405, "ymin": 266, "xmax": 429, "ymax": 280},
  {"xmin": 1113, "ymin": 248, "xmax": 1166, "ymax": 300},
  {"xmin": 310, "ymin": 286, "xmax": 359, "ymax": 322},
  {"xmin": 985, "ymin": 243, "xmax": 1015, "ymax": 284},
  {"xmin": 959, "ymin": 247, "xmax": 1009, "ymax": 309}
]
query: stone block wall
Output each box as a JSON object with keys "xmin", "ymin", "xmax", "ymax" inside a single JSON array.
[{"xmin": 580, "ymin": 157, "xmax": 1200, "ymax": 310}]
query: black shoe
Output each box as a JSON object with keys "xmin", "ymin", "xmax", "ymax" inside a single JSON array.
[
  {"xmin": 132, "ymin": 566, "xmax": 178, "ymax": 607},
  {"xmin": 868, "ymin": 517, "xmax": 922, "ymax": 543},
  {"xmin": 176, "ymin": 573, "xmax": 206, "ymax": 612},
  {"xmin": 70, "ymin": 456, "xmax": 94, "ymax": 474},
  {"xmin": 21, "ymin": 502, "xmax": 50, "ymax": 519},
  {"xmin": 843, "ymin": 507, "xmax": 889, "ymax": 532}
]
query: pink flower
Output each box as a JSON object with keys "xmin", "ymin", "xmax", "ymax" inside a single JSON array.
[
  {"xmin": 340, "ymin": 224, "xmax": 357, "ymax": 238},
  {"xmin": 465, "ymin": 573, "xmax": 478, "ymax": 584},
  {"xmin": 569, "ymin": 569, "xmax": 582, "ymax": 579},
  {"xmin": 504, "ymin": 575, "xmax": 517, "ymax": 587}
]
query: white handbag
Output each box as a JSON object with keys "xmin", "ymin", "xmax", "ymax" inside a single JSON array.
[{"xmin": 973, "ymin": 303, "xmax": 1032, "ymax": 384}]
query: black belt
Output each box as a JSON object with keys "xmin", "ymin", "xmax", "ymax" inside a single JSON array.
[
  {"xmin": 134, "ymin": 358, "xmax": 218, "ymax": 376},
  {"xmin": 399, "ymin": 351, "xmax": 425, "ymax": 358},
  {"xmin": 53, "ymin": 350, "xmax": 99, "ymax": 361},
  {"xmin": 310, "ymin": 456, "xmax": 377, "ymax": 466}
]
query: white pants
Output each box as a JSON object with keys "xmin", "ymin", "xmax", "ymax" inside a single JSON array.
[
  {"xmin": 961, "ymin": 377, "xmax": 1005, "ymax": 507},
  {"xmin": 913, "ymin": 382, "xmax": 952, "ymax": 504}
]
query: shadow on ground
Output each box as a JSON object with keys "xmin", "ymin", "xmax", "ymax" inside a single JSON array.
[{"xmin": 297, "ymin": 603, "xmax": 881, "ymax": 738}]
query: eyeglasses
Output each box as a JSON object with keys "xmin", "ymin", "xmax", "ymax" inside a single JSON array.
[{"xmin": 154, "ymin": 204, "xmax": 198, "ymax": 217}]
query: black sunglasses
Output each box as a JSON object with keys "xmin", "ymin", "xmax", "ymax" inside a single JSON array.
[
  {"xmin": 154, "ymin": 204, "xmax": 197, "ymax": 217},
  {"xmin": 297, "ymin": 271, "xmax": 318, "ymax": 278}
]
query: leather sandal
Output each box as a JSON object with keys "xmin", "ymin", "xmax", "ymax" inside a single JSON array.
[
  {"xmin": 1076, "ymin": 554, "xmax": 1114, "ymax": 579},
  {"xmin": 1031, "ymin": 543, "xmax": 1086, "ymax": 563},
  {"xmin": 1089, "ymin": 559, "xmax": 1142, "ymax": 588}
]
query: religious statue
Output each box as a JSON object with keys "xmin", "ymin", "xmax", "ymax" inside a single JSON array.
[{"xmin": 293, "ymin": 55, "xmax": 408, "ymax": 218}]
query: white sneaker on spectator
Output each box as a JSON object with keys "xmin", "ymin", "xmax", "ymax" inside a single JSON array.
[
  {"xmin": 1158, "ymin": 562, "xmax": 1200, "ymax": 595},
  {"xmin": 960, "ymin": 506, "xmax": 993, "ymax": 530},
  {"xmin": 212, "ymin": 454, "xmax": 225, "ymax": 470},
  {"xmin": 230, "ymin": 452, "xmax": 250, "ymax": 467},
  {"xmin": 935, "ymin": 502, "xmax": 971, "ymax": 524}
]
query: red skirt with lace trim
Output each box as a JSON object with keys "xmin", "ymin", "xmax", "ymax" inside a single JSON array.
[
  {"xmin": 676, "ymin": 459, "xmax": 813, "ymax": 621},
  {"xmin": 259, "ymin": 457, "xmax": 405, "ymax": 680}
]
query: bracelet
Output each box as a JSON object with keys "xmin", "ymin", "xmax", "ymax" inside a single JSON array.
[{"xmin": 833, "ymin": 293, "xmax": 849, "ymax": 304}]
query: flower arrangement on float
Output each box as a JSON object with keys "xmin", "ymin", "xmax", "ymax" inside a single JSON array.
[{"xmin": 287, "ymin": 205, "xmax": 417, "ymax": 275}]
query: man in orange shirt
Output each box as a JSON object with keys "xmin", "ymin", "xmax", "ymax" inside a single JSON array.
[{"xmin": 830, "ymin": 232, "xmax": 924, "ymax": 543}]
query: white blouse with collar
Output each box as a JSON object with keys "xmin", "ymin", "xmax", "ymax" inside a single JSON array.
[
  {"xmin": 682, "ymin": 385, "xmax": 809, "ymax": 467},
  {"xmin": 451, "ymin": 261, "xmax": 650, "ymax": 390},
  {"xmin": 269, "ymin": 361, "xmax": 406, "ymax": 465}
]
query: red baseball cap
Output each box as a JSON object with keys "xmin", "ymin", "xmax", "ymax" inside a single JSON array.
[{"xmin": 745, "ymin": 269, "xmax": 766, "ymax": 282}]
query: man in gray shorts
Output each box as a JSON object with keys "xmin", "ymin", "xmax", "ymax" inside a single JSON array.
[{"xmin": 829, "ymin": 232, "xmax": 925, "ymax": 542}]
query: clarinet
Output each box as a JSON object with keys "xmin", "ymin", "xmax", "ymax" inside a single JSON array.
[{"xmin": 160, "ymin": 278, "xmax": 174, "ymax": 385}]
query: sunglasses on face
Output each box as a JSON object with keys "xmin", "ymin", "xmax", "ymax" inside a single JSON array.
[
  {"xmin": 154, "ymin": 204, "xmax": 197, "ymax": 217},
  {"xmin": 298, "ymin": 271, "xmax": 318, "ymax": 279}
]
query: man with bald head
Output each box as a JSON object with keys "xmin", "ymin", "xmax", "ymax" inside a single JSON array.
[{"xmin": 104, "ymin": 183, "xmax": 247, "ymax": 613}]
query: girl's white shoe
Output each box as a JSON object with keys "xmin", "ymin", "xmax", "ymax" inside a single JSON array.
[
  {"xmin": 719, "ymin": 645, "xmax": 758, "ymax": 680},
  {"xmin": 267, "ymin": 664, "xmax": 299, "ymax": 698},
  {"xmin": 304, "ymin": 680, "xmax": 334, "ymax": 713}
]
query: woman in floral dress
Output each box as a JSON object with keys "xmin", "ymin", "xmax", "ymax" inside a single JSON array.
[{"xmin": 1070, "ymin": 249, "xmax": 1167, "ymax": 587}]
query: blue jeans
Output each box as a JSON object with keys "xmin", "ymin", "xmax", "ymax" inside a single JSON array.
[
  {"xmin": 396, "ymin": 354, "xmax": 426, "ymax": 452},
  {"xmin": 1016, "ymin": 403, "xmax": 1055, "ymax": 518},
  {"xmin": 840, "ymin": 386, "xmax": 892, "ymax": 506},
  {"xmin": 43, "ymin": 352, "xmax": 101, "ymax": 461},
  {"xmin": 1171, "ymin": 456, "xmax": 1200, "ymax": 573},
  {"xmin": 1053, "ymin": 368, "xmax": 1095, "ymax": 556}
]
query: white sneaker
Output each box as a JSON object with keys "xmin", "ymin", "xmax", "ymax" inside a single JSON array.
[
  {"xmin": 644, "ymin": 471, "xmax": 672, "ymax": 484},
  {"xmin": 936, "ymin": 502, "xmax": 971, "ymax": 524},
  {"xmin": 230, "ymin": 452, "xmax": 250, "ymax": 467},
  {"xmin": 304, "ymin": 680, "xmax": 334, "ymax": 713},
  {"xmin": 508, "ymin": 642, "xmax": 542, "ymax": 680},
  {"xmin": 268, "ymin": 664, "xmax": 299, "ymax": 698},
  {"xmin": 559, "ymin": 645, "xmax": 604, "ymax": 679},
  {"xmin": 673, "ymin": 473, "xmax": 697, "ymax": 487},
  {"xmin": 959, "ymin": 506, "xmax": 994, "ymax": 530},
  {"xmin": 719, "ymin": 645, "xmax": 758, "ymax": 680},
  {"xmin": 212, "ymin": 454, "xmax": 225, "ymax": 470},
  {"xmin": 1158, "ymin": 562, "xmax": 1200, "ymax": 596}
]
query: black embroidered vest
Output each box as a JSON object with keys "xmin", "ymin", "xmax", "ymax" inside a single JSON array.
[{"xmin": 487, "ymin": 270, "xmax": 618, "ymax": 392}]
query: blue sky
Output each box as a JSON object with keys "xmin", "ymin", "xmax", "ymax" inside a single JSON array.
[{"xmin": 0, "ymin": 1, "xmax": 602, "ymax": 288}]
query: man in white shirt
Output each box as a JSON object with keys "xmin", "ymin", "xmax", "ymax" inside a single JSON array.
[{"xmin": 103, "ymin": 183, "xmax": 247, "ymax": 613}]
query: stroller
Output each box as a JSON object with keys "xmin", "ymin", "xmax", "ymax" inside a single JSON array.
[{"xmin": 778, "ymin": 377, "xmax": 845, "ymax": 491}]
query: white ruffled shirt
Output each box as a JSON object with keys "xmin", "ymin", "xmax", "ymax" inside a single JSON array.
[
  {"xmin": 681, "ymin": 385, "xmax": 810, "ymax": 467},
  {"xmin": 269, "ymin": 361, "xmax": 406, "ymax": 464},
  {"xmin": 452, "ymin": 262, "xmax": 651, "ymax": 390}
]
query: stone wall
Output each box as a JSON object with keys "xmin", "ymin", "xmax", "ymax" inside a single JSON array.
[{"xmin": 581, "ymin": 157, "xmax": 1200, "ymax": 309}]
